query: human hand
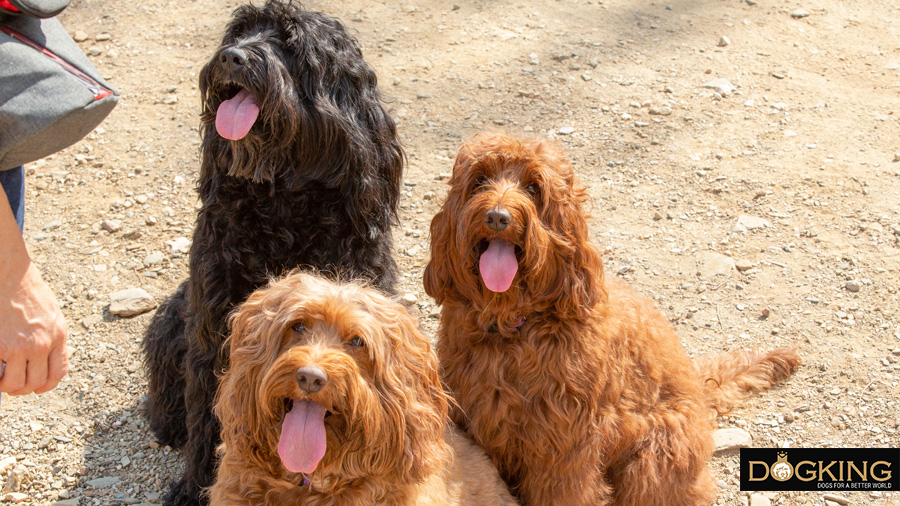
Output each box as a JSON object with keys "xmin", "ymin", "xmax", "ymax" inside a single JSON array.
[{"xmin": 0, "ymin": 261, "xmax": 70, "ymax": 395}]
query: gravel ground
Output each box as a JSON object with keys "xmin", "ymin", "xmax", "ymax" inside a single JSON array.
[{"xmin": 1, "ymin": 0, "xmax": 899, "ymax": 505}]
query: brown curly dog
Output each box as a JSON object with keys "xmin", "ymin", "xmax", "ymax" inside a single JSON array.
[
  {"xmin": 424, "ymin": 133, "xmax": 800, "ymax": 506},
  {"xmin": 210, "ymin": 272, "xmax": 518, "ymax": 506}
]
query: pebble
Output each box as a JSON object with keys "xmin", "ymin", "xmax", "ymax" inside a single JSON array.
[
  {"xmin": 405, "ymin": 245, "xmax": 422, "ymax": 257},
  {"xmin": 886, "ymin": 63, "xmax": 900, "ymax": 71},
  {"xmin": 167, "ymin": 237, "xmax": 191, "ymax": 254},
  {"xmin": 101, "ymin": 219, "xmax": 123, "ymax": 233},
  {"xmin": 648, "ymin": 106, "xmax": 672, "ymax": 116},
  {"xmin": 81, "ymin": 314, "xmax": 103, "ymax": 330},
  {"xmin": 791, "ymin": 9, "xmax": 810, "ymax": 18},
  {"xmin": 698, "ymin": 253, "xmax": 735, "ymax": 279},
  {"xmin": 54, "ymin": 500, "xmax": 79, "ymax": 506},
  {"xmin": 893, "ymin": 153, "xmax": 900, "ymax": 162},
  {"xmin": 845, "ymin": 280, "xmax": 861, "ymax": 292},
  {"xmin": 712, "ymin": 428, "xmax": 752, "ymax": 452},
  {"xmin": 749, "ymin": 494, "xmax": 771, "ymax": 506},
  {"xmin": 95, "ymin": 33, "xmax": 111, "ymax": 41},
  {"xmin": 702, "ymin": 78, "xmax": 736, "ymax": 96},
  {"xmin": 0, "ymin": 457, "xmax": 15, "ymax": 475},
  {"xmin": 717, "ymin": 35, "xmax": 731, "ymax": 47},
  {"xmin": 108, "ymin": 288, "xmax": 157, "ymax": 317},
  {"xmin": 143, "ymin": 251, "xmax": 165, "ymax": 267},
  {"xmin": 735, "ymin": 258, "xmax": 754, "ymax": 272},
  {"xmin": 85, "ymin": 476, "xmax": 120, "ymax": 488},
  {"xmin": 73, "ymin": 30, "xmax": 89, "ymax": 42},
  {"xmin": 3, "ymin": 493, "xmax": 28, "ymax": 503},
  {"xmin": 399, "ymin": 292, "xmax": 418, "ymax": 305},
  {"xmin": 733, "ymin": 214, "xmax": 771, "ymax": 233},
  {"xmin": 822, "ymin": 495, "xmax": 850, "ymax": 505},
  {"xmin": 558, "ymin": 126, "xmax": 575, "ymax": 135}
]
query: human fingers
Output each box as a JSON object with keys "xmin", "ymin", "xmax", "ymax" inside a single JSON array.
[{"xmin": 0, "ymin": 356, "xmax": 27, "ymax": 394}]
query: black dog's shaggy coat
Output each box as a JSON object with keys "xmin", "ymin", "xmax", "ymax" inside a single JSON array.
[{"xmin": 141, "ymin": 3, "xmax": 402, "ymax": 505}]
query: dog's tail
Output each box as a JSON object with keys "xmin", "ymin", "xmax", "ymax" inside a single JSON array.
[{"xmin": 694, "ymin": 347, "xmax": 800, "ymax": 415}]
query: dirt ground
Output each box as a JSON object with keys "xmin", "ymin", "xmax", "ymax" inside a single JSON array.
[{"xmin": 2, "ymin": 0, "xmax": 899, "ymax": 504}]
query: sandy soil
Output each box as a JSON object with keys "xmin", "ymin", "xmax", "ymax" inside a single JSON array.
[{"xmin": 2, "ymin": 0, "xmax": 899, "ymax": 505}]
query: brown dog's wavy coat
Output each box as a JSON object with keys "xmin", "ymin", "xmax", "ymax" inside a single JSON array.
[
  {"xmin": 210, "ymin": 272, "xmax": 518, "ymax": 506},
  {"xmin": 424, "ymin": 133, "xmax": 800, "ymax": 506}
]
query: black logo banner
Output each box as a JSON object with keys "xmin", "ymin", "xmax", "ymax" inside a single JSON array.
[{"xmin": 740, "ymin": 448, "xmax": 899, "ymax": 492}]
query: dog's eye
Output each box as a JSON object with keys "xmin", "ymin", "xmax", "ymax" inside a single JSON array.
[
  {"xmin": 525, "ymin": 182, "xmax": 540, "ymax": 197},
  {"xmin": 291, "ymin": 322, "xmax": 306, "ymax": 333},
  {"xmin": 347, "ymin": 336, "xmax": 365, "ymax": 348},
  {"xmin": 473, "ymin": 175, "xmax": 489, "ymax": 193}
]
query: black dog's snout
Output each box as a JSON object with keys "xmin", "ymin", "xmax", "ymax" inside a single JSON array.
[
  {"xmin": 296, "ymin": 365, "xmax": 328, "ymax": 394},
  {"xmin": 220, "ymin": 47, "xmax": 248, "ymax": 72},
  {"xmin": 485, "ymin": 208, "xmax": 512, "ymax": 232}
]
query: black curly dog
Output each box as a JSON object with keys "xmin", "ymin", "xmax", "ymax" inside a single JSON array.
[{"xmin": 141, "ymin": 2, "xmax": 402, "ymax": 505}]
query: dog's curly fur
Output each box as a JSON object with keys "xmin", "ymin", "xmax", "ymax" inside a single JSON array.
[
  {"xmin": 209, "ymin": 272, "xmax": 519, "ymax": 506},
  {"xmin": 141, "ymin": 3, "xmax": 402, "ymax": 505},
  {"xmin": 424, "ymin": 133, "xmax": 800, "ymax": 506}
]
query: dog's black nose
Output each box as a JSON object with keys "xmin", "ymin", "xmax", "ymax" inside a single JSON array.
[
  {"xmin": 296, "ymin": 365, "xmax": 328, "ymax": 394},
  {"xmin": 220, "ymin": 47, "xmax": 248, "ymax": 72},
  {"xmin": 485, "ymin": 208, "xmax": 512, "ymax": 232}
]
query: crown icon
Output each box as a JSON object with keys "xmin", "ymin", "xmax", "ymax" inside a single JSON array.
[{"xmin": 777, "ymin": 451, "xmax": 787, "ymax": 459}]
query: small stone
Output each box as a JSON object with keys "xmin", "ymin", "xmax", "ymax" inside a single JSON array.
[
  {"xmin": 167, "ymin": 237, "xmax": 191, "ymax": 254},
  {"xmin": 822, "ymin": 495, "xmax": 850, "ymax": 505},
  {"xmin": 733, "ymin": 214, "xmax": 771, "ymax": 233},
  {"xmin": 791, "ymin": 9, "xmax": 810, "ymax": 18},
  {"xmin": 717, "ymin": 35, "xmax": 731, "ymax": 47},
  {"xmin": 3, "ymin": 493, "xmax": 28, "ymax": 503},
  {"xmin": 745, "ymin": 0, "xmax": 757, "ymax": 4},
  {"xmin": 85, "ymin": 476, "xmax": 120, "ymax": 488},
  {"xmin": 845, "ymin": 280, "xmax": 861, "ymax": 293},
  {"xmin": 893, "ymin": 153, "xmax": 900, "ymax": 162},
  {"xmin": 749, "ymin": 494, "xmax": 771, "ymax": 506},
  {"xmin": 886, "ymin": 63, "xmax": 900, "ymax": 71},
  {"xmin": 652, "ymin": 212, "xmax": 663, "ymax": 221},
  {"xmin": 405, "ymin": 245, "xmax": 422, "ymax": 257},
  {"xmin": 557, "ymin": 126, "xmax": 575, "ymax": 135},
  {"xmin": 648, "ymin": 106, "xmax": 672, "ymax": 116},
  {"xmin": 163, "ymin": 95, "xmax": 178, "ymax": 105},
  {"xmin": 135, "ymin": 194, "xmax": 149, "ymax": 204},
  {"xmin": 698, "ymin": 253, "xmax": 735, "ymax": 279},
  {"xmin": 713, "ymin": 428, "xmax": 752, "ymax": 453},
  {"xmin": 121, "ymin": 456, "xmax": 131, "ymax": 467},
  {"xmin": 54, "ymin": 500, "xmax": 79, "ymax": 506},
  {"xmin": 95, "ymin": 33, "xmax": 111, "ymax": 41},
  {"xmin": 399, "ymin": 292, "xmax": 417, "ymax": 305},
  {"xmin": 108, "ymin": 288, "xmax": 157, "ymax": 317},
  {"xmin": 702, "ymin": 78, "xmax": 736, "ymax": 96},
  {"xmin": 101, "ymin": 219, "xmax": 123, "ymax": 233},
  {"xmin": 73, "ymin": 30, "xmax": 89, "ymax": 42},
  {"xmin": 0, "ymin": 457, "xmax": 15, "ymax": 475},
  {"xmin": 735, "ymin": 259, "xmax": 754, "ymax": 272},
  {"xmin": 143, "ymin": 251, "xmax": 165, "ymax": 267}
]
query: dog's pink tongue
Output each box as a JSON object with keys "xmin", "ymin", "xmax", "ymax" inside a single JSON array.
[
  {"xmin": 215, "ymin": 89, "xmax": 259, "ymax": 140},
  {"xmin": 479, "ymin": 239, "xmax": 518, "ymax": 292},
  {"xmin": 278, "ymin": 400, "xmax": 327, "ymax": 474}
]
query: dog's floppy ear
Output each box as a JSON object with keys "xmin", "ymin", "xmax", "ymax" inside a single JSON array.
[
  {"xmin": 530, "ymin": 140, "xmax": 606, "ymax": 318},
  {"xmin": 214, "ymin": 283, "xmax": 287, "ymax": 462},
  {"xmin": 424, "ymin": 139, "xmax": 482, "ymax": 303},
  {"xmin": 364, "ymin": 298, "xmax": 451, "ymax": 483}
]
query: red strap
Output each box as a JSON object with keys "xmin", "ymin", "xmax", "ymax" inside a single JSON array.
[{"xmin": 0, "ymin": 0, "xmax": 20, "ymax": 12}]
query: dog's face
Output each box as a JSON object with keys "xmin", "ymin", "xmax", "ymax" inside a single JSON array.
[
  {"xmin": 425, "ymin": 134, "xmax": 604, "ymax": 332},
  {"xmin": 198, "ymin": 1, "xmax": 402, "ymax": 189},
  {"xmin": 216, "ymin": 272, "xmax": 449, "ymax": 486}
]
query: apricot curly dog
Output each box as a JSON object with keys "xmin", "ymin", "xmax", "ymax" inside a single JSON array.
[
  {"xmin": 424, "ymin": 133, "xmax": 800, "ymax": 506},
  {"xmin": 210, "ymin": 272, "xmax": 518, "ymax": 506}
]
